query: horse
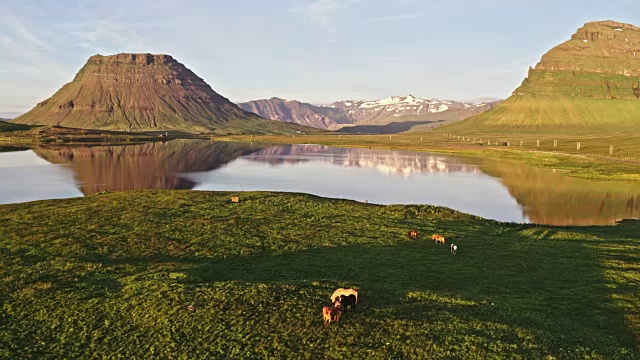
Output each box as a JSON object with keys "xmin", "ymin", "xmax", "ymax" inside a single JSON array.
[
  {"xmin": 331, "ymin": 288, "xmax": 358, "ymax": 304},
  {"xmin": 340, "ymin": 294, "xmax": 357, "ymax": 314},
  {"xmin": 408, "ymin": 229, "xmax": 419, "ymax": 240},
  {"xmin": 332, "ymin": 299, "xmax": 342, "ymax": 322},
  {"xmin": 450, "ymin": 243, "xmax": 457, "ymax": 254},
  {"xmin": 322, "ymin": 306, "xmax": 333, "ymax": 327},
  {"xmin": 435, "ymin": 235, "xmax": 446, "ymax": 244}
]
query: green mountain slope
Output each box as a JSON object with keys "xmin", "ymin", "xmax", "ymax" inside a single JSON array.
[{"xmin": 444, "ymin": 20, "xmax": 640, "ymax": 134}]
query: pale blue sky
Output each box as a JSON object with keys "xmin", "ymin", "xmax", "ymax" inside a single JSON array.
[{"xmin": 1, "ymin": 0, "xmax": 639, "ymax": 117}]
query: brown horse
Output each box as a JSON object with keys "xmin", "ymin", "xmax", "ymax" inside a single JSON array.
[
  {"xmin": 408, "ymin": 229, "xmax": 419, "ymax": 240},
  {"xmin": 434, "ymin": 235, "xmax": 446, "ymax": 244},
  {"xmin": 332, "ymin": 299, "xmax": 343, "ymax": 322},
  {"xmin": 322, "ymin": 306, "xmax": 333, "ymax": 327}
]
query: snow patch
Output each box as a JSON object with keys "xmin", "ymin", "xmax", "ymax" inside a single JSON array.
[
  {"xmin": 430, "ymin": 104, "xmax": 449, "ymax": 113},
  {"xmin": 359, "ymin": 95, "xmax": 426, "ymax": 108},
  {"xmin": 416, "ymin": 105, "xmax": 423, "ymax": 115},
  {"xmin": 615, "ymin": 28, "xmax": 623, "ymax": 31},
  {"xmin": 583, "ymin": 40, "xmax": 588, "ymax": 43}
]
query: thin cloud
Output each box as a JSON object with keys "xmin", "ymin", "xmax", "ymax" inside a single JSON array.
[
  {"xmin": 361, "ymin": 13, "xmax": 423, "ymax": 24},
  {"xmin": 292, "ymin": 0, "xmax": 361, "ymax": 40},
  {"xmin": 0, "ymin": 9, "xmax": 69, "ymax": 77},
  {"xmin": 0, "ymin": 7, "xmax": 53, "ymax": 51}
]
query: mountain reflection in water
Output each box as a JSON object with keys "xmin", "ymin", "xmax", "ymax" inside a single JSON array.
[
  {"xmin": 32, "ymin": 140, "xmax": 264, "ymax": 195},
  {"xmin": 0, "ymin": 140, "xmax": 635, "ymax": 226},
  {"xmin": 243, "ymin": 144, "xmax": 482, "ymax": 176}
]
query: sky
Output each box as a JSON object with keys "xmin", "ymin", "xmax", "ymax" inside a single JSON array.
[{"xmin": 1, "ymin": 0, "xmax": 640, "ymax": 118}]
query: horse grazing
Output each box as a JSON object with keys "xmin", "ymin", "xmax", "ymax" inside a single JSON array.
[
  {"xmin": 332, "ymin": 299, "xmax": 343, "ymax": 322},
  {"xmin": 230, "ymin": 196, "xmax": 240, "ymax": 203},
  {"xmin": 431, "ymin": 234, "xmax": 440, "ymax": 240},
  {"xmin": 331, "ymin": 288, "xmax": 359, "ymax": 304},
  {"xmin": 322, "ymin": 306, "xmax": 333, "ymax": 327},
  {"xmin": 434, "ymin": 235, "xmax": 446, "ymax": 244},
  {"xmin": 450, "ymin": 243, "xmax": 457, "ymax": 255},
  {"xmin": 407, "ymin": 229, "xmax": 419, "ymax": 240},
  {"xmin": 340, "ymin": 294, "xmax": 357, "ymax": 314}
]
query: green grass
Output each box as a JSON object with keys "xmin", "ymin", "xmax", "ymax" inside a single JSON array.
[
  {"xmin": 443, "ymin": 96, "xmax": 640, "ymax": 134},
  {"xmin": 1, "ymin": 191, "xmax": 638, "ymax": 358},
  {"xmin": 0, "ymin": 122, "xmax": 34, "ymax": 133}
]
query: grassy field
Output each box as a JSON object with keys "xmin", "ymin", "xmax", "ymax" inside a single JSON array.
[
  {"xmin": 1, "ymin": 191, "xmax": 638, "ymax": 358},
  {"xmin": 224, "ymin": 132, "xmax": 640, "ymax": 182},
  {"xmin": 443, "ymin": 96, "xmax": 640, "ymax": 134},
  {"xmin": 0, "ymin": 122, "xmax": 34, "ymax": 133}
]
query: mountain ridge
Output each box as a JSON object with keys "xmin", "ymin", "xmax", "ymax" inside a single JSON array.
[{"xmin": 240, "ymin": 95, "xmax": 498, "ymax": 131}]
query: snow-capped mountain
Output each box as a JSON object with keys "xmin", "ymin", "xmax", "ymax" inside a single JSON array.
[
  {"xmin": 238, "ymin": 95, "xmax": 499, "ymax": 131},
  {"xmin": 327, "ymin": 95, "xmax": 494, "ymax": 124}
]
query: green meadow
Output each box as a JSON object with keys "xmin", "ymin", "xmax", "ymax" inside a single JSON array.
[{"xmin": 1, "ymin": 191, "xmax": 638, "ymax": 358}]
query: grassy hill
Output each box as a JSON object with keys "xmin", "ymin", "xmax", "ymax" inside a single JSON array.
[
  {"xmin": 1, "ymin": 191, "xmax": 638, "ymax": 358},
  {"xmin": 444, "ymin": 21, "xmax": 640, "ymax": 134}
]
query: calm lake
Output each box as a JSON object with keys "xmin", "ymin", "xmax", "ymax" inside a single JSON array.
[{"xmin": 0, "ymin": 140, "xmax": 638, "ymax": 225}]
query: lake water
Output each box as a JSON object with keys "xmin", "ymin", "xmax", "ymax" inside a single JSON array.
[{"xmin": 0, "ymin": 140, "xmax": 638, "ymax": 225}]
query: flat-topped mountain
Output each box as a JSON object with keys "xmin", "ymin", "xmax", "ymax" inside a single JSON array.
[
  {"xmin": 240, "ymin": 95, "xmax": 496, "ymax": 132},
  {"xmin": 12, "ymin": 53, "xmax": 311, "ymax": 134},
  {"xmin": 444, "ymin": 20, "xmax": 640, "ymax": 133}
]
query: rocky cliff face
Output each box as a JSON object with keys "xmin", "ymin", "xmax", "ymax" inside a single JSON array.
[
  {"xmin": 515, "ymin": 20, "xmax": 640, "ymax": 99},
  {"xmin": 239, "ymin": 97, "xmax": 354, "ymax": 130},
  {"xmin": 12, "ymin": 53, "xmax": 294, "ymax": 133},
  {"xmin": 445, "ymin": 20, "xmax": 640, "ymax": 132}
]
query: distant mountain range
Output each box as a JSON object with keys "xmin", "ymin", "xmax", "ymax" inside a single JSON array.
[
  {"xmin": 238, "ymin": 98, "xmax": 353, "ymax": 130},
  {"xmin": 445, "ymin": 20, "xmax": 640, "ymax": 133},
  {"xmin": 240, "ymin": 95, "xmax": 499, "ymax": 132}
]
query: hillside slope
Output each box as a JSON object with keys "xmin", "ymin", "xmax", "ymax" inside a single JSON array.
[
  {"xmin": 12, "ymin": 53, "xmax": 312, "ymax": 134},
  {"xmin": 444, "ymin": 20, "xmax": 640, "ymax": 134}
]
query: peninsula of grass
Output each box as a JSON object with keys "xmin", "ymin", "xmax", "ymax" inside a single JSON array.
[
  {"xmin": 1, "ymin": 191, "xmax": 638, "ymax": 358},
  {"xmin": 224, "ymin": 132, "xmax": 640, "ymax": 182}
]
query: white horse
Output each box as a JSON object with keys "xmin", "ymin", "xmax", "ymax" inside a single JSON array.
[
  {"xmin": 450, "ymin": 244, "xmax": 457, "ymax": 255},
  {"xmin": 330, "ymin": 288, "xmax": 358, "ymax": 304}
]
